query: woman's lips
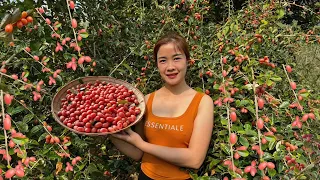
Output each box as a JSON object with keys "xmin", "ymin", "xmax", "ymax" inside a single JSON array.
[{"xmin": 166, "ymin": 73, "xmax": 178, "ymax": 79}]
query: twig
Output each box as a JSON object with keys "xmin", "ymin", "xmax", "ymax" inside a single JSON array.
[{"xmin": 1, "ymin": 90, "xmax": 11, "ymax": 169}]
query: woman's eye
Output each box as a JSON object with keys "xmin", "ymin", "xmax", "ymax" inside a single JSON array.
[
  {"xmin": 174, "ymin": 58, "xmax": 181, "ymax": 61},
  {"xmin": 159, "ymin": 59, "xmax": 166, "ymax": 63}
]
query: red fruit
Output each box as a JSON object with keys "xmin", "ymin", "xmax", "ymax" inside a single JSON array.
[
  {"xmin": 256, "ymin": 118, "xmax": 264, "ymax": 130},
  {"xmin": 290, "ymin": 82, "xmax": 296, "ymax": 90},
  {"xmin": 230, "ymin": 112, "xmax": 237, "ymax": 122},
  {"xmin": 17, "ymin": 21, "xmax": 24, "ymax": 29},
  {"xmin": 251, "ymin": 160, "xmax": 256, "ymax": 166},
  {"xmin": 3, "ymin": 117, "xmax": 11, "ymax": 130},
  {"xmin": 250, "ymin": 167, "xmax": 257, "ymax": 176},
  {"xmin": 45, "ymin": 18, "xmax": 51, "ymax": 25},
  {"xmin": 5, "ymin": 168, "xmax": 15, "ymax": 179},
  {"xmin": 267, "ymin": 162, "xmax": 275, "ymax": 169},
  {"xmin": 230, "ymin": 133, "xmax": 237, "ymax": 145},
  {"xmin": 244, "ymin": 166, "xmax": 251, "ymax": 173},
  {"xmin": 9, "ymin": 140, "xmax": 15, "ymax": 148},
  {"xmin": 261, "ymin": 137, "xmax": 267, "ymax": 144},
  {"xmin": 223, "ymin": 177, "xmax": 229, "ymax": 180},
  {"xmin": 33, "ymin": 56, "xmax": 39, "ymax": 61},
  {"xmin": 4, "ymin": 94, "xmax": 13, "ymax": 105},
  {"xmin": 21, "ymin": 18, "xmax": 28, "ymax": 25},
  {"xmin": 302, "ymin": 114, "xmax": 309, "ymax": 122},
  {"xmin": 5, "ymin": 24, "xmax": 13, "ymax": 33},
  {"xmin": 26, "ymin": 16, "xmax": 33, "ymax": 23},
  {"xmin": 234, "ymin": 152, "xmax": 240, "ymax": 159},
  {"xmin": 15, "ymin": 169, "xmax": 24, "ymax": 177},
  {"xmin": 71, "ymin": 19, "xmax": 77, "ymax": 28},
  {"xmin": 308, "ymin": 113, "xmax": 315, "ymax": 120},
  {"xmin": 69, "ymin": 1, "xmax": 75, "ymax": 9},
  {"xmin": 257, "ymin": 98, "xmax": 264, "ymax": 109},
  {"xmin": 258, "ymin": 162, "xmax": 267, "ymax": 170},
  {"xmin": 222, "ymin": 70, "xmax": 227, "ymax": 77},
  {"xmin": 262, "ymin": 176, "xmax": 270, "ymax": 180},
  {"xmin": 25, "ymin": 47, "xmax": 31, "ymax": 52},
  {"xmin": 222, "ymin": 57, "xmax": 227, "ymax": 64},
  {"xmin": 223, "ymin": 160, "xmax": 232, "ymax": 166},
  {"xmin": 286, "ymin": 65, "xmax": 292, "ymax": 73}
]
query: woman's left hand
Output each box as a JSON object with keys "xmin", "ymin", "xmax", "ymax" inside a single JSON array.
[{"xmin": 111, "ymin": 128, "xmax": 144, "ymax": 147}]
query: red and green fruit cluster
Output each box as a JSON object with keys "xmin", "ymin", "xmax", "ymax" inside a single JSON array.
[{"xmin": 57, "ymin": 80, "xmax": 141, "ymax": 133}]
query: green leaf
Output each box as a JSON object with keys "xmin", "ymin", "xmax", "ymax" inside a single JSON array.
[
  {"xmin": 194, "ymin": 87, "xmax": 203, "ymax": 92},
  {"xmin": 239, "ymin": 136, "xmax": 249, "ymax": 147},
  {"xmin": 13, "ymin": 137, "xmax": 29, "ymax": 145},
  {"xmin": 240, "ymin": 100, "xmax": 249, "ymax": 106},
  {"xmin": 279, "ymin": 101, "xmax": 290, "ymax": 108},
  {"xmin": 270, "ymin": 76, "xmax": 282, "ymax": 82},
  {"xmin": 16, "ymin": 121, "xmax": 29, "ymax": 133},
  {"xmin": 86, "ymin": 163, "xmax": 99, "ymax": 173},
  {"xmin": 268, "ymin": 168, "xmax": 277, "ymax": 177},
  {"xmin": 209, "ymin": 159, "xmax": 221, "ymax": 169},
  {"xmin": 220, "ymin": 143, "xmax": 230, "ymax": 155},
  {"xmin": 219, "ymin": 130, "xmax": 228, "ymax": 136},
  {"xmin": 7, "ymin": 106, "xmax": 25, "ymax": 115},
  {"xmin": 30, "ymin": 125, "xmax": 43, "ymax": 135},
  {"xmin": 265, "ymin": 135, "xmax": 276, "ymax": 142},
  {"xmin": 221, "ymin": 118, "xmax": 228, "ymax": 126},
  {"xmin": 237, "ymin": 150, "xmax": 249, "ymax": 157},
  {"xmin": 80, "ymin": 31, "xmax": 89, "ymax": 38},
  {"xmin": 266, "ymin": 79, "xmax": 273, "ymax": 86},
  {"xmin": 23, "ymin": 114, "xmax": 34, "ymax": 123},
  {"xmin": 277, "ymin": 9, "xmax": 285, "ymax": 19},
  {"xmin": 121, "ymin": 63, "xmax": 133, "ymax": 74}
]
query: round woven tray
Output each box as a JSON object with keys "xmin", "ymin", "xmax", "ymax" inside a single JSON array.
[{"xmin": 51, "ymin": 76, "xmax": 146, "ymax": 136}]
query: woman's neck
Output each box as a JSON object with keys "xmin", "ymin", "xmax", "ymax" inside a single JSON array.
[{"xmin": 162, "ymin": 81, "xmax": 191, "ymax": 96}]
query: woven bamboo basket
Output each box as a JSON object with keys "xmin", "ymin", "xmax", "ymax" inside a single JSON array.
[{"xmin": 51, "ymin": 76, "xmax": 146, "ymax": 136}]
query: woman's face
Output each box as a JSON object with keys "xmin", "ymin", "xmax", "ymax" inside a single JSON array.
[{"xmin": 156, "ymin": 42, "xmax": 188, "ymax": 86}]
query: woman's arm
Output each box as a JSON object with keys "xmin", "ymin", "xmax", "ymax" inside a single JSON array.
[
  {"xmin": 109, "ymin": 94, "xmax": 150, "ymax": 161},
  {"xmin": 109, "ymin": 121, "xmax": 144, "ymax": 161},
  {"xmin": 113, "ymin": 94, "xmax": 214, "ymax": 169}
]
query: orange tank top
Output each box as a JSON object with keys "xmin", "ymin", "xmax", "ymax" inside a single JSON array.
[{"xmin": 141, "ymin": 91, "xmax": 205, "ymax": 180}]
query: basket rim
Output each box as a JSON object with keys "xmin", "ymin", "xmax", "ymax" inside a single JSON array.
[{"xmin": 51, "ymin": 76, "xmax": 146, "ymax": 136}]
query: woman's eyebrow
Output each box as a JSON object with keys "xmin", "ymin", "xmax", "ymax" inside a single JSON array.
[{"xmin": 158, "ymin": 54, "xmax": 183, "ymax": 59}]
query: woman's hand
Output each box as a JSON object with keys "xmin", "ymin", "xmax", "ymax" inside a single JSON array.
[{"xmin": 111, "ymin": 128, "xmax": 144, "ymax": 147}]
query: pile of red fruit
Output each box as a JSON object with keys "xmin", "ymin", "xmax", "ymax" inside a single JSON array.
[{"xmin": 56, "ymin": 80, "xmax": 141, "ymax": 133}]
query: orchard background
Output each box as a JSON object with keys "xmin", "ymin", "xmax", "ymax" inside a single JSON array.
[{"xmin": 0, "ymin": 0, "xmax": 320, "ymax": 179}]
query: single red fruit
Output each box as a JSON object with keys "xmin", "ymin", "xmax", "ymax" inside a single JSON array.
[
  {"xmin": 267, "ymin": 162, "xmax": 275, "ymax": 169},
  {"xmin": 3, "ymin": 117, "xmax": 11, "ymax": 130},
  {"xmin": 5, "ymin": 168, "xmax": 15, "ymax": 179},
  {"xmin": 4, "ymin": 94, "xmax": 13, "ymax": 105},
  {"xmin": 257, "ymin": 98, "xmax": 264, "ymax": 109},
  {"xmin": 230, "ymin": 112, "xmax": 237, "ymax": 122},
  {"xmin": 290, "ymin": 82, "xmax": 296, "ymax": 90},
  {"xmin": 70, "ymin": 1, "xmax": 75, "ymax": 9},
  {"xmin": 286, "ymin": 65, "xmax": 292, "ymax": 73},
  {"xmin": 33, "ymin": 56, "xmax": 39, "ymax": 61},
  {"xmin": 25, "ymin": 47, "xmax": 31, "ymax": 52},
  {"xmin": 230, "ymin": 133, "xmax": 237, "ymax": 145},
  {"xmin": 26, "ymin": 16, "xmax": 33, "ymax": 23},
  {"xmin": 45, "ymin": 18, "xmax": 51, "ymax": 25},
  {"xmin": 15, "ymin": 169, "xmax": 24, "ymax": 177},
  {"xmin": 261, "ymin": 137, "xmax": 267, "ymax": 144},
  {"xmin": 257, "ymin": 118, "xmax": 264, "ymax": 130},
  {"xmin": 234, "ymin": 152, "xmax": 240, "ymax": 159},
  {"xmin": 71, "ymin": 19, "xmax": 77, "ymax": 28},
  {"xmin": 5, "ymin": 24, "xmax": 13, "ymax": 33}
]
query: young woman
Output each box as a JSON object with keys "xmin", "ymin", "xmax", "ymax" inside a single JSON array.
[{"xmin": 110, "ymin": 32, "xmax": 214, "ymax": 180}]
